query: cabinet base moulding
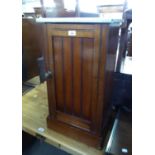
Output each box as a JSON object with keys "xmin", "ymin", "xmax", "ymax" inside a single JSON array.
[{"xmin": 47, "ymin": 116, "xmax": 102, "ymax": 148}]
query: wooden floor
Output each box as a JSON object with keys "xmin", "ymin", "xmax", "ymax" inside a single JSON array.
[{"xmin": 22, "ymin": 78, "xmax": 104, "ymax": 155}]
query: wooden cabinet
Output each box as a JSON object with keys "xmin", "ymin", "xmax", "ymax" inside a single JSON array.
[
  {"xmin": 22, "ymin": 18, "xmax": 43, "ymax": 81},
  {"xmin": 42, "ymin": 23, "xmax": 119, "ymax": 148}
]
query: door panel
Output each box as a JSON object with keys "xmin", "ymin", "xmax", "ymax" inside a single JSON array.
[
  {"xmin": 47, "ymin": 24, "xmax": 100, "ymax": 132},
  {"xmin": 81, "ymin": 38, "xmax": 94, "ymax": 120},
  {"xmin": 72, "ymin": 38, "xmax": 82, "ymax": 117},
  {"xmin": 63, "ymin": 37, "xmax": 72, "ymax": 113},
  {"xmin": 53, "ymin": 37, "xmax": 64, "ymax": 112}
]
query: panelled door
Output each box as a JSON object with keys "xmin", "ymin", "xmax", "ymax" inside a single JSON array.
[{"xmin": 46, "ymin": 24, "xmax": 101, "ymax": 134}]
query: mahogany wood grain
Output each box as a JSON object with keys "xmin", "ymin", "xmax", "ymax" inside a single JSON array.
[
  {"xmin": 43, "ymin": 23, "xmax": 119, "ymax": 148},
  {"xmin": 22, "ymin": 18, "xmax": 42, "ymax": 81},
  {"xmin": 81, "ymin": 38, "xmax": 94, "ymax": 120},
  {"xmin": 91, "ymin": 25, "xmax": 100, "ymax": 133},
  {"xmin": 101, "ymin": 26, "xmax": 119, "ymax": 144},
  {"xmin": 72, "ymin": 38, "xmax": 82, "ymax": 116},
  {"xmin": 53, "ymin": 37, "xmax": 64, "ymax": 112},
  {"xmin": 56, "ymin": 111, "xmax": 91, "ymax": 131},
  {"xmin": 47, "ymin": 24, "xmax": 96, "ymax": 30},
  {"xmin": 96, "ymin": 25, "xmax": 109, "ymax": 135},
  {"xmin": 63, "ymin": 37, "xmax": 72, "ymax": 113},
  {"xmin": 51, "ymin": 30, "xmax": 94, "ymax": 38},
  {"xmin": 46, "ymin": 24, "xmax": 57, "ymax": 118},
  {"xmin": 47, "ymin": 116, "xmax": 101, "ymax": 148}
]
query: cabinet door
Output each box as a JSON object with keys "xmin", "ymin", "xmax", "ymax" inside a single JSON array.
[{"xmin": 46, "ymin": 24, "xmax": 101, "ymax": 133}]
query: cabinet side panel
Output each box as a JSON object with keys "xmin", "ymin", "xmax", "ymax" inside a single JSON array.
[
  {"xmin": 104, "ymin": 27, "xmax": 119, "ymax": 105},
  {"xmin": 101, "ymin": 26, "xmax": 119, "ymax": 137},
  {"xmin": 96, "ymin": 25, "xmax": 109, "ymax": 134}
]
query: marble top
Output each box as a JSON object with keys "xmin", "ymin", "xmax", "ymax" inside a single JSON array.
[{"xmin": 36, "ymin": 17, "xmax": 122, "ymax": 25}]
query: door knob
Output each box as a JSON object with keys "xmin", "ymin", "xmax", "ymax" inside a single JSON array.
[{"xmin": 37, "ymin": 56, "xmax": 52, "ymax": 83}]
